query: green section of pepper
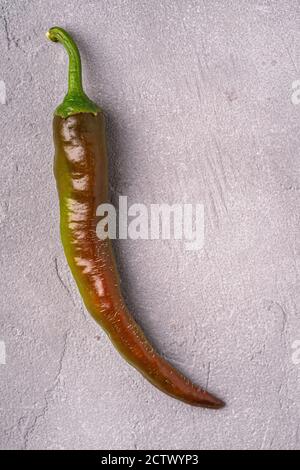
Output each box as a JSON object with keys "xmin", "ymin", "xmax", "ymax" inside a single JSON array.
[{"xmin": 46, "ymin": 27, "xmax": 101, "ymax": 118}]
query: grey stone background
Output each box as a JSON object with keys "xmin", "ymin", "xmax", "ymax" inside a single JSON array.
[{"xmin": 0, "ymin": 0, "xmax": 299, "ymax": 450}]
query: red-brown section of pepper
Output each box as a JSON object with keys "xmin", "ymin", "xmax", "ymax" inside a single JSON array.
[{"xmin": 53, "ymin": 112, "xmax": 224, "ymax": 409}]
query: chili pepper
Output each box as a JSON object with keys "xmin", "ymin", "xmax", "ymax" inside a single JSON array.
[{"xmin": 47, "ymin": 26, "xmax": 225, "ymax": 409}]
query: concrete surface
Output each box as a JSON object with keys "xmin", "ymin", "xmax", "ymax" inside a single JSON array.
[{"xmin": 0, "ymin": 0, "xmax": 300, "ymax": 450}]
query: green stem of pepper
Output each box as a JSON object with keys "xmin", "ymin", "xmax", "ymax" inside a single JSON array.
[{"xmin": 46, "ymin": 26, "xmax": 101, "ymax": 118}]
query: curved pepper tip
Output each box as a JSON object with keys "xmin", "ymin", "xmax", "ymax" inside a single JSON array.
[
  {"xmin": 194, "ymin": 390, "xmax": 225, "ymax": 409},
  {"xmin": 207, "ymin": 396, "xmax": 225, "ymax": 409}
]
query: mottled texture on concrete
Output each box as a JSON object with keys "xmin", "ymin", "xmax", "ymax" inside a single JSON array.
[{"xmin": 0, "ymin": 0, "xmax": 299, "ymax": 450}]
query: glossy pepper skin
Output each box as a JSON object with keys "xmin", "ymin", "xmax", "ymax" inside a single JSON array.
[{"xmin": 48, "ymin": 27, "xmax": 225, "ymax": 409}]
